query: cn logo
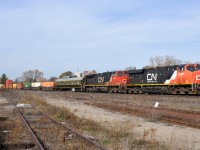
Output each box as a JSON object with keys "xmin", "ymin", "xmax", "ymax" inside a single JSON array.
[
  {"xmin": 147, "ymin": 73, "xmax": 158, "ymax": 81},
  {"xmin": 98, "ymin": 77, "xmax": 104, "ymax": 83}
]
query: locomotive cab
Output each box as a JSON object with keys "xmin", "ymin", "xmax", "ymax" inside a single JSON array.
[
  {"xmin": 107, "ymin": 71, "xmax": 130, "ymax": 93},
  {"xmin": 168, "ymin": 64, "xmax": 200, "ymax": 94},
  {"xmin": 108, "ymin": 71, "xmax": 130, "ymax": 85},
  {"xmin": 173, "ymin": 64, "xmax": 197, "ymax": 84}
]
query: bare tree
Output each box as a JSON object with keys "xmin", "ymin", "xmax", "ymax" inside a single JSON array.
[
  {"xmin": 14, "ymin": 77, "xmax": 23, "ymax": 83},
  {"xmin": 48, "ymin": 77, "xmax": 58, "ymax": 82},
  {"xmin": 149, "ymin": 55, "xmax": 182, "ymax": 67},
  {"xmin": 125, "ymin": 66, "xmax": 136, "ymax": 71},
  {"xmin": 150, "ymin": 56, "xmax": 164, "ymax": 67},
  {"xmin": 22, "ymin": 69, "xmax": 43, "ymax": 82}
]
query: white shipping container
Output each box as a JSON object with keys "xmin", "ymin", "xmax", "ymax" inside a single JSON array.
[{"xmin": 31, "ymin": 82, "xmax": 41, "ymax": 87}]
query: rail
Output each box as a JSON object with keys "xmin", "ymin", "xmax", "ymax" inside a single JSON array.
[
  {"xmin": 18, "ymin": 110, "xmax": 44, "ymax": 150},
  {"xmin": 37, "ymin": 108, "xmax": 108, "ymax": 150},
  {"xmin": 85, "ymin": 102, "xmax": 200, "ymax": 129}
]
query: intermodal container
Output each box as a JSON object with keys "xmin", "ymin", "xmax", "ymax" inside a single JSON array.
[
  {"xmin": 41, "ymin": 82, "xmax": 54, "ymax": 90},
  {"xmin": 13, "ymin": 84, "xmax": 17, "ymax": 89},
  {"xmin": 23, "ymin": 82, "xmax": 31, "ymax": 89},
  {"xmin": 31, "ymin": 82, "xmax": 41, "ymax": 90},
  {"xmin": 6, "ymin": 80, "xmax": 13, "ymax": 89},
  {"xmin": 17, "ymin": 83, "xmax": 23, "ymax": 89}
]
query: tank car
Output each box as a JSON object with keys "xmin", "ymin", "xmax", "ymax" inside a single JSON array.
[{"xmin": 55, "ymin": 75, "xmax": 84, "ymax": 91}]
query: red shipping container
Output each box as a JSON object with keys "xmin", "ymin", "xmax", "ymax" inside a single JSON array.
[{"xmin": 6, "ymin": 80, "xmax": 13, "ymax": 89}]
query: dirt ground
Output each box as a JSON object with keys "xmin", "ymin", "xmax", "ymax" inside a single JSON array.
[
  {"xmin": 3, "ymin": 90, "xmax": 200, "ymax": 150},
  {"xmin": 38, "ymin": 91, "xmax": 200, "ymax": 150}
]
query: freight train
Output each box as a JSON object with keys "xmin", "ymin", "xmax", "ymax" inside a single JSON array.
[{"xmin": 1, "ymin": 63, "xmax": 200, "ymax": 95}]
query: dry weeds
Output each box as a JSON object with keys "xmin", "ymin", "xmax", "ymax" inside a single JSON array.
[{"xmin": 7, "ymin": 90, "xmax": 170, "ymax": 150}]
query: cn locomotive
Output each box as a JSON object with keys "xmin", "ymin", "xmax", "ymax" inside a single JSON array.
[{"xmin": 2, "ymin": 63, "xmax": 200, "ymax": 95}]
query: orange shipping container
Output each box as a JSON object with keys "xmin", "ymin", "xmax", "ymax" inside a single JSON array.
[{"xmin": 41, "ymin": 82, "xmax": 54, "ymax": 90}]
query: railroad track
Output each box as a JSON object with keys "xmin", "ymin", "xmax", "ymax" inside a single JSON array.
[
  {"xmin": 85, "ymin": 102, "xmax": 200, "ymax": 129},
  {"xmin": 2, "ymin": 91, "xmax": 107, "ymax": 150},
  {"xmin": 15, "ymin": 106, "xmax": 107, "ymax": 150}
]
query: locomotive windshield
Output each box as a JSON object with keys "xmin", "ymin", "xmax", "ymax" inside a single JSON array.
[
  {"xmin": 117, "ymin": 71, "xmax": 124, "ymax": 76},
  {"xmin": 187, "ymin": 65, "xmax": 195, "ymax": 72},
  {"xmin": 196, "ymin": 64, "xmax": 200, "ymax": 70}
]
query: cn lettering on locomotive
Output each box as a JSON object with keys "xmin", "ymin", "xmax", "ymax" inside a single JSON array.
[{"xmin": 147, "ymin": 73, "xmax": 158, "ymax": 83}]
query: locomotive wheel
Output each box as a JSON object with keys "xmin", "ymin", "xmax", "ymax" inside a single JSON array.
[
  {"xmin": 123, "ymin": 89, "xmax": 127, "ymax": 94},
  {"xmin": 108, "ymin": 88, "xmax": 113, "ymax": 93}
]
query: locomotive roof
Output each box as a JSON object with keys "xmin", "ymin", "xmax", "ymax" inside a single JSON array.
[
  {"xmin": 56, "ymin": 75, "xmax": 83, "ymax": 82},
  {"xmin": 127, "ymin": 65, "xmax": 178, "ymax": 74}
]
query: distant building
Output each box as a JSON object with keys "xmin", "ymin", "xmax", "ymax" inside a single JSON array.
[{"xmin": 83, "ymin": 70, "xmax": 97, "ymax": 76}]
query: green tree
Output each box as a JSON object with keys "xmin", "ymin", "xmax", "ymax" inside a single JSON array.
[
  {"xmin": 1, "ymin": 74, "xmax": 8, "ymax": 84},
  {"xmin": 59, "ymin": 71, "xmax": 73, "ymax": 78}
]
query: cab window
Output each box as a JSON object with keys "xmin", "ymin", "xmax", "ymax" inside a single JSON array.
[
  {"xmin": 117, "ymin": 71, "xmax": 124, "ymax": 77},
  {"xmin": 187, "ymin": 65, "xmax": 195, "ymax": 72},
  {"xmin": 196, "ymin": 64, "xmax": 200, "ymax": 70},
  {"xmin": 178, "ymin": 66, "xmax": 184, "ymax": 72}
]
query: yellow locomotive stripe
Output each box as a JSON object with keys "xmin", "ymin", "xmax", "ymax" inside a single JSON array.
[{"xmin": 85, "ymin": 83, "xmax": 193, "ymax": 87}]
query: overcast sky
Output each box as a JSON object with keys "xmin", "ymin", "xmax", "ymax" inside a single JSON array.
[{"xmin": 0, "ymin": 0, "xmax": 200, "ymax": 80}]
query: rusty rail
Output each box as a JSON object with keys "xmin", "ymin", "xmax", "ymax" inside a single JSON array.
[
  {"xmin": 18, "ymin": 110, "xmax": 44, "ymax": 150},
  {"xmin": 38, "ymin": 109, "xmax": 108, "ymax": 150}
]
